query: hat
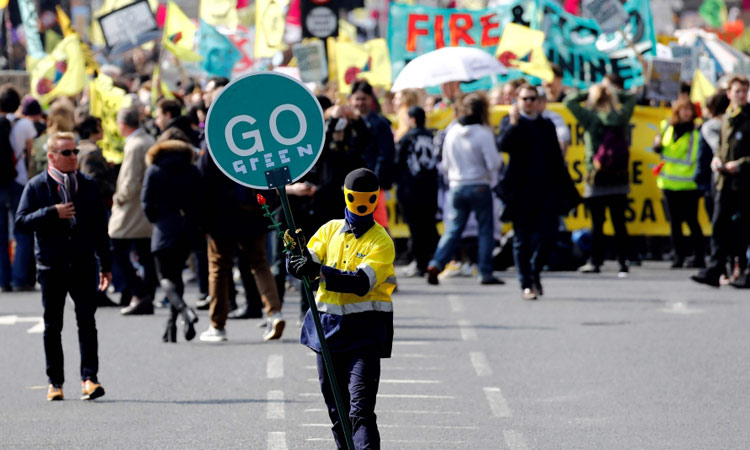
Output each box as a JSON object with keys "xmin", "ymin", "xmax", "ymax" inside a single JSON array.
[{"xmin": 22, "ymin": 97, "xmax": 42, "ymax": 116}]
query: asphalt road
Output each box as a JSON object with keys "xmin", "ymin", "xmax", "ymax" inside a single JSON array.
[{"xmin": 1, "ymin": 262, "xmax": 748, "ymax": 450}]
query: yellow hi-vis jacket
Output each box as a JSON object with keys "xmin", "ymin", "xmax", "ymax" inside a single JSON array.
[
  {"xmin": 308, "ymin": 219, "xmax": 396, "ymax": 314},
  {"xmin": 657, "ymin": 122, "xmax": 699, "ymax": 191}
]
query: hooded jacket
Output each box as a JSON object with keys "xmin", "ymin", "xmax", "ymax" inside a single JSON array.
[
  {"xmin": 440, "ymin": 120, "xmax": 502, "ymax": 188},
  {"xmin": 716, "ymin": 104, "xmax": 750, "ymax": 191},
  {"xmin": 141, "ymin": 140, "xmax": 204, "ymax": 252}
]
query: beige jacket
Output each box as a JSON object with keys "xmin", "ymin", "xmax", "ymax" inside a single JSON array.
[{"xmin": 108, "ymin": 128, "xmax": 155, "ymax": 239}]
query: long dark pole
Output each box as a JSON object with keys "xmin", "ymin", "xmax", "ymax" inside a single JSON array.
[{"xmin": 275, "ymin": 185, "xmax": 355, "ymax": 450}]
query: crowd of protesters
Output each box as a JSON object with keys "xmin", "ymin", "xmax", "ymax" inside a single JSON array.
[{"xmin": 1, "ymin": 55, "xmax": 750, "ymax": 402}]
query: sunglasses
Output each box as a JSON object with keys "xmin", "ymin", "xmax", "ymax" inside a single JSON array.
[
  {"xmin": 54, "ymin": 149, "xmax": 80, "ymax": 157},
  {"xmin": 520, "ymin": 96, "xmax": 538, "ymax": 102}
]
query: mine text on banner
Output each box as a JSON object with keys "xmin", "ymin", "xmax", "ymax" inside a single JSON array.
[{"xmin": 385, "ymin": 104, "xmax": 711, "ymax": 238}]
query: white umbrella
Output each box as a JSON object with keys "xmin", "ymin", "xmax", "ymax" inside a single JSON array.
[{"xmin": 391, "ymin": 46, "xmax": 508, "ymax": 92}]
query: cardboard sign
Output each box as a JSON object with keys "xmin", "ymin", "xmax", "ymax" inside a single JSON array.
[
  {"xmin": 98, "ymin": 0, "xmax": 159, "ymax": 55},
  {"xmin": 301, "ymin": 0, "xmax": 339, "ymax": 39},
  {"xmin": 669, "ymin": 44, "xmax": 697, "ymax": 81},
  {"xmin": 292, "ymin": 40, "xmax": 328, "ymax": 83},
  {"xmin": 582, "ymin": 0, "xmax": 629, "ymax": 34},
  {"xmin": 647, "ymin": 58, "xmax": 683, "ymax": 102}
]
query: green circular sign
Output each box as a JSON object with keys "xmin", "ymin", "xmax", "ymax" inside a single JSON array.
[{"xmin": 205, "ymin": 72, "xmax": 325, "ymax": 189}]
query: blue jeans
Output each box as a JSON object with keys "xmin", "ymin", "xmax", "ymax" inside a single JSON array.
[
  {"xmin": 429, "ymin": 184, "xmax": 495, "ymax": 280},
  {"xmin": 317, "ymin": 349, "xmax": 381, "ymax": 450},
  {"xmin": 0, "ymin": 182, "xmax": 35, "ymax": 289},
  {"xmin": 512, "ymin": 218, "xmax": 558, "ymax": 289}
]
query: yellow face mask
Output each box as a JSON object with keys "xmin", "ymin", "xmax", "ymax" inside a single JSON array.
[{"xmin": 345, "ymin": 188, "xmax": 379, "ymax": 216}]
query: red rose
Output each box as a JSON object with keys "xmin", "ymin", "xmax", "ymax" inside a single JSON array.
[{"xmin": 257, "ymin": 194, "xmax": 266, "ymax": 206}]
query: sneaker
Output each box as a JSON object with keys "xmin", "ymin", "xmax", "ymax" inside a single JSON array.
[
  {"xmin": 439, "ymin": 261, "xmax": 464, "ymax": 279},
  {"xmin": 195, "ymin": 295, "xmax": 212, "ymax": 311},
  {"xmin": 199, "ymin": 326, "xmax": 227, "ymax": 342},
  {"xmin": 617, "ymin": 264, "xmax": 629, "ymax": 278},
  {"xmin": 691, "ymin": 272, "xmax": 720, "ymax": 288},
  {"xmin": 47, "ymin": 384, "xmax": 63, "ymax": 401},
  {"xmin": 262, "ymin": 312, "xmax": 286, "ymax": 341},
  {"xmin": 81, "ymin": 380, "xmax": 105, "ymax": 400},
  {"xmin": 426, "ymin": 266, "xmax": 440, "ymax": 285},
  {"xmin": 578, "ymin": 263, "xmax": 600, "ymax": 273},
  {"xmin": 521, "ymin": 288, "xmax": 537, "ymax": 301},
  {"xmin": 401, "ymin": 261, "xmax": 420, "ymax": 278}
]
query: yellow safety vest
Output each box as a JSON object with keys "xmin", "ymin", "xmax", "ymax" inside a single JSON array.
[
  {"xmin": 307, "ymin": 219, "xmax": 396, "ymax": 315},
  {"xmin": 657, "ymin": 122, "xmax": 699, "ymax": 191}
]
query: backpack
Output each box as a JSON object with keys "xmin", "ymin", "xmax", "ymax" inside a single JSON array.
[
  {"xmin": 0, "ymin": 116, "xmax": 15, "ymax": 184},
  {"xmin": 589, "ymin": 125, "xmax": 629, "ymax": 186}
]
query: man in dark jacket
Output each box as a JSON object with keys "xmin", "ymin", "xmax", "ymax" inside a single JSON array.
[
  {"xmin": 395, "ymin": 106, "xmax": 439, "ymax": 277},
  {"xmin": 154, "ymin": 98, "xmax": 201, "ymax": 148},
  {"xmin": 692, "ymin": 75, "xmax": 750, "ymax": 288},
  {"xmin": 497, "ymin": 84, "xmax": 580, "ymax": 300},
  {"xmin": 15, "ymin": 132, "xmax": 111, "ymax": 401}
]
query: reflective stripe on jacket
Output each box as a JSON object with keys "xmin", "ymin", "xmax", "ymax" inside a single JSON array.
[{"xmin": 658, "ymin": 123, "xmax": 699, "ymax": 191}]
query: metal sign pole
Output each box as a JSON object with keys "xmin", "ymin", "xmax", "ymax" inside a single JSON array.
[{"xmin": 270, "ymin": 178, "xmax": 355, "ymax": 450}]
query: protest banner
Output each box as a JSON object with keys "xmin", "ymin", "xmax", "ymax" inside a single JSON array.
[
  {"xmin": 582, "ymin": 0, "xmax": 629, "ymax": 34},
  {"xmin": 647, "ymin": 58, "xmax": 683, "ymax": 102},
  {"xmin": 292, "ymin": 40, "xmax": 328, "ymax": 83},
  {"xmin": 89, "ymin": 74, "xmax": 132, "ymax": 165},
  {"xmin": 385, "ymin": 104, "xmax": 711, "ymax": 238},
  {"xmin": 537, "ymin": 0, "xmax": 656, "ymax": 89},
  {"xmin": 336, "ymin": 38, "xmax": 391, "ymax": 93},
  {"xmin": 98, "ymin": 0, "xmax": 160, "ymax": 56},
  {"xmin": 301, "ymin": 0, "xmax": 339, "ymax": 39},
  {"xmin": 256, "ymin": 0, "xmax": 290, "ymax": 58},
  {"xmin": 669, "ymin": 44, "xmax": 697, "ymax": 81}
]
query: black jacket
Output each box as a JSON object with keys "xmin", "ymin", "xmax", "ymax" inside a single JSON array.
[
  {"xmin": 497, "ymin": 115, "xmax": 581, "ymax": 225},
  {"xmin": 197, "ymin": 148, "xmax": 273, "ymax": 239},
  {"xmin": 164, "ymin": 115, "xmax": 201, "ymax": 148},
  {"xmin": 15, "ymin": 170, "xmax": 111, "ymax": 271},
  {"xmin": 395, "ymin": 126, "xmax": 438, "ymax": 205},
  {"xmin": 142, "ymin": 140, "xmax": 204, "ymax": 252}
]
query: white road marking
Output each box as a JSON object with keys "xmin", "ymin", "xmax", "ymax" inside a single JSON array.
[
  {"xmin": 484, "ymin": 387, "xmax": 511, "ymax": 417},
  {"xmin": 300, "ymin": 393, "xmax": 454, "ymax": 399},
  {"xmin": 267, "ymin": 354, "xmax": 283, "ymax": 379},
  {"xmin": 660, "ymin": 302, "xmax": 703, "ymax": 315},
  {"xmin": 267, "ymin": 431, "xmax": 288, "ymax": 450},
  {"xmin": 0, "ymin": 315, "xmax": 44, "ymax": 333},
  {"xmin": 457, "ymin": 319, "xmax": 478, "ymax": 341},
  {"xmin": 0, "ymin": 315, "xmax": 18, "ymax": 325},
  {"xmin": 503, "ymin": 429, "xmax": 530, "ymax": 450},
  {"xmin": 470, "ymin": 351, "xmax": 493, "ymax": 377},
  {"xmin": 304, "ymin": 408, "xmax": 462, "ymax": 415},
  {"xmin": 266, "ymin": 390, "xmax": 285, "ymax": 419},
  {"xmin": 448, "ymin": 295, "xmax": 464, "ymax": 313},
  {"xmin": 26, "ymin": 320, "xmax": 44, "ymax": 334}
]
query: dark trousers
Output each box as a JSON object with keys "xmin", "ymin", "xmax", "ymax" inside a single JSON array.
[
  {"xmin": 317, "ymin": 350, "xmax": 381, "ymax": 450},
  {"xmin": 512, "ymin": 217, "xmax": 558, "ymax": 289},
  {"xmin": 707, "ymin": 189, "xmax": 750, "ymax": 277},
  {"xmin": 192, "ymin": 235, "xmax": 209, "ymax": 296},
  {"xmin": 39, "ymin": 265, "xmax": 99, "ymax": 386},
  {"xmin": 154, "ymin": 245, "xmax": 190, "ymax": 321},
  {"xmin": 402, "ymin": 200, "xmax": 439, "ymax": 273},
  {"xmin": 663, "ymin": 189, "xmax": 704, "ymax": 261},
  {"xmin": 586, "ymin": 194, "xmax": 630, "ymax": 267},
  {"xmin": 111, "ymin": 238, "xmax": 157, "ymax": 300}
]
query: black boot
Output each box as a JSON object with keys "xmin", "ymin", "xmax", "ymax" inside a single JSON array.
[
  {"xmin": 162, "ymin": 307, "xmax": 178, "ymax": 343},
  {"xmin": 180, "ymin": 307, "xmax": 199, "ymax": 341}
]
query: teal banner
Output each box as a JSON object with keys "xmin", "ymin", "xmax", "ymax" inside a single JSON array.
[
  {"xmin": 17, "ymin": 0, "xmax": 46, "ymax": 60},
  {"xmin": 387, "ymin": 0, "xmax": 656, "ymax": 90}
]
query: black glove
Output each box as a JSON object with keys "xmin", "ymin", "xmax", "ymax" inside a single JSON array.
[{"xmin": 288, "ymin": 249, "xmax": 321, "ymax": 279}]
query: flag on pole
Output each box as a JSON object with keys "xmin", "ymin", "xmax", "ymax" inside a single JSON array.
[
  {"xmin": 255, "ymin": 0, "xmax": 290, "ymax": 58},
  {"xmin": 200, "ymin": 0, "xmax": 239, "ymax": 30},
  {"xmin": 163, "ymin": 1, "xmax": 202, "ymax": 62},
  {"xmin": 699, "ymin": 0, "xmax": 728, "ymax": 28},
  {"xmin": 30, "ymin": 34, "xmax": 86, "ymax": 107},
  {"xmin": 336, "ymin": 39, "xmax": 391, "ymax": 94},
  {"xmin": 17, "ymin": 0, "xmax": 46, "ymax": 60},
  {"xmin": 690, "ymin": 69, "xmax": 717, "ymax": 106},
  {"xmin": 90, "ymin": 73, "xmax": 132, "ymax": 164},
  {"xmin": 495, "ymin": 23, "xmax": 554, "ymax": 83},
  {"xmin": 199, "ymin": 19, "xmax": 242, "ymax": 78},
  {"xmin": 57, "ymin": 6, "xmax": 100, "ymax": 77}
]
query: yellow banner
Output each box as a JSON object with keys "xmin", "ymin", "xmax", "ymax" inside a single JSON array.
[
  {"xmin": 255, "ymin": 0, "xmax": 289, "ymax": 58},
  {"xmin": 90, "ymin": 74, "xmax": 132, "ymax": 164},
  {"xmin": 385, "ymin": 104, "xmax": 712, "ymax": 238}
]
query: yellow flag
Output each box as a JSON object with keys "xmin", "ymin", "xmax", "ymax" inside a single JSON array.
[
  {"xmin": 255, "ymin": 0, "xmax": 289, "ymax": 58},
  {"xmin": 30, "ymin": 34, "xmax": 86, "ymax": 107},
  {"xmin": 56, "ymin": 6, "xmax": 74, "ymax": 37},
  {"xmin": 0, "ymin": 0, "xmax": 8, "ymax": 9},
  {"xmin": 495, "ymin": 23, "xmax": 554, "ymax": 83},
  {"xmin": 338, "ymin": 19, "xmax": 357, "ymax": 43},
  {"xmin": 327, "ymin": 36, "xmax": 338, "ymax": 83},
  {"xmin": 151, "ymin": 64, "xmax": 175, "ymax": 110},
  {"xmin": 336, "ymin": 38, "xmax": 391, "ymax": 94},
  {"xmin": 200, "ymin": 0, "xmax": 239, "ymax": 29},
  {"xmin": 90, "ymin": 74, "xmax": 132, "ymax": 164},
  {"xmin": 690, "ymin": 69, "xmax": 717, "ymax": 106},
  {"xmin": 163, "ymin": 1, "xmax": 202, "ymax": 62}
]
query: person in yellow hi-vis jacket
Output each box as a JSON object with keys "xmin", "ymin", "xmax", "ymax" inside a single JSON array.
[
  {"xmin": 652, "ymin": 98, "xmax": 705, "ymax": 269},
  {"xmin": 287, "ymin": 168, "xmax": 396, "ymax": 450}
]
